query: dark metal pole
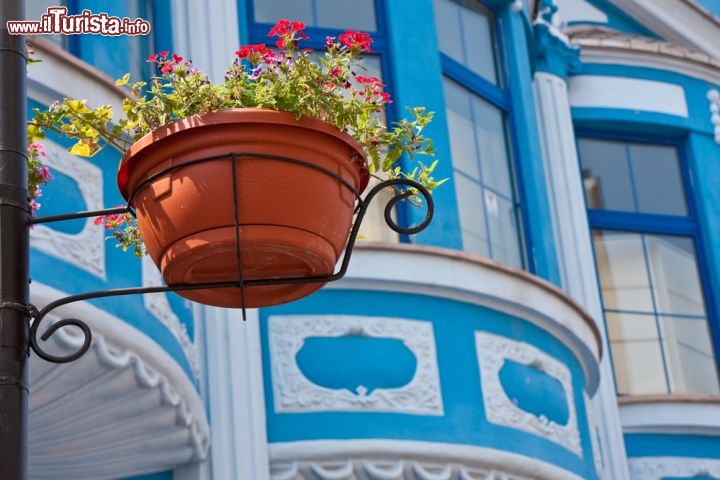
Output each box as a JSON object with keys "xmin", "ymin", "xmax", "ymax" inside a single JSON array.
[{"xmin": 0, "ymin": 0, "xmax": 29, "ymax": 478}]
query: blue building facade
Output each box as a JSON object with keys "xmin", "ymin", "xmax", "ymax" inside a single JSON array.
[{"xmin": 23, "ymin": 0, "xmax": 720, "ymax": 479}]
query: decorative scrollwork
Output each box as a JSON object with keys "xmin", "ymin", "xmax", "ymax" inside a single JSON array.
[{"xmin": 29, "ymin": 306, "xmax": 92, "ymax": 364}]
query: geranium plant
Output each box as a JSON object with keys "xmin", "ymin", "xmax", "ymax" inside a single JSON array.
[{"xmin": 27, "ymin": 20, "xmax": 444, "ymax": 256}]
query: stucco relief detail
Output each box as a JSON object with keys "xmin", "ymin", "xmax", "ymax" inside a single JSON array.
[
  {"xmin": 475, "ymin": 331, "xmax": 582, "ymax": 456},
  {"xmin": 29, "ymin": 140, "xmax": 106, "ymax": 278},
  {"xmin": 709, "ymin": 89, "xmax": 720, "ymax": 144},
  {"xmin": 141, "ymin": 257, "xmax": 199, "ymax": 379},
  {"xmin": 584, "ymin": 392, "xmax": 603, "ymax": 475},
  {"xmin": 629, "ymin": 457, "xmax": 720, "ymax": 480},
  {"xmin": 270, "ymin": 461, "xmax": 531, "ymax": 480},
  {"xmin": 268, "ymin": 315, "xmax": 443, "ymax": 415}
]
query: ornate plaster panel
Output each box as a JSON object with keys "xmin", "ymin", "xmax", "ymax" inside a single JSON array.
[
  {"xmin": 475, "ymin": 331, "xmax": 582, "ymax": 455},
  {"xmin": 30, "ymin": 140, "xmax": 106, "ymax": 278},
  {"xmin": 628, "ymin": 456, "xmax": 720, "ymax": 480},
  {"xmin": 268, "ymin": 315, "xmax": 443, "ymax": 415},
  {"xmin": 141, "ymin": 256, "xmax": 199, "ymax": 379}
]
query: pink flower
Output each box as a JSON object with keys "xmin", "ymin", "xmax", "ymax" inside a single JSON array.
[
  {"xmin": 329, "ymin": 66, "xmax": 343, "ymax": 78},
  {"xmin": 160, "ymin": 61, "xmax": 173, "ymax": 74},
  {"xmin": 159, "ymin": 50, "xmax": 169, "ymax": 58},
  {"xmin": 146, "ymin": 53, "xmax": 159, "ymax": 63}
]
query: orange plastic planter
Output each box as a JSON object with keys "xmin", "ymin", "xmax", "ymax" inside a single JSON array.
[{"xmin": 117, "ymin": 109, "xmax": 369, "ymax": 308}]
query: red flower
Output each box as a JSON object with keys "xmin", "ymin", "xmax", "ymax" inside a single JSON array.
[
  {"xmin": 235, "ymin": 44, "xmax": 273, "ymax": 60},
  {"xmin": 267, "ymin": 19, "xmax": 308, "ymax": 49},
  {"xmin": 379, "ymin": 92, "xmax": 393, "ymax": 104},
  {"xmin": 160, "ymin": 61, "xmax": 173, "ymax": 74},
  {"xmin": 93, "ymin": 216, "xmax": 103, "ymax": 226},
  {"xmin": 172, "ymin": 53, "xmax": 183, "ymax": 64},
  {"xmin": 268, "ymin": 19, "xmax": 308, "ymax": 39},
  {"xmin": 356, "ymin": 75, "xmax": 382, "ymax": 86},
  {"xmin": 329, "ymin": 66, "xmax": 343, "ymax": 77},
  {"xmin": 159, "ymin": 50, "xmax": 169, "ymax": 58},
  {"xmin": 146, "ymin": 53, "xmax": 158, "ymax": 63},
  {"xmin": 339, "ymin": 30, "xmax": 373, "ymax": 52}
]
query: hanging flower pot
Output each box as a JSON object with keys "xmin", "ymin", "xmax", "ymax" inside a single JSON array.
[{"xmin": 116, "ymin": 109, "xmax": 369, "ymax": 308}]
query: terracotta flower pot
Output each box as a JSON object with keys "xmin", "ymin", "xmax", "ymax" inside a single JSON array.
[{"xmin": 117, "ymin": 109, "xmax": 369, "ymax": 308}]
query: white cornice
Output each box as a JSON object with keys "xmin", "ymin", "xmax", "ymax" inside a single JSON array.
[
  {"xmin": 619, "ymin": 395, "xmax": 720, "ymax": 435},
  {"xmin": 607, "ymin": 0, "xmax": 720, "ymax": 57},
  {"xmin": 566, "ymin": 26, "xmax": 720, "ymax": 84}
]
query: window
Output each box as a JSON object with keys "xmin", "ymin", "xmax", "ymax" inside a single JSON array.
[
  {"xmin": 247, "ymin": 0, "xmax": 395, "ymax": 242},
  {"xmin": 434, "ymin": 0, "xmax": 499, "ymax": 85},
  {"xmin": 251, "ymin": 0, "xmax": 377, "ymax": 31},
  {"xmin": 579, "ymin": 136, "xmax": 719, "ymax": 395},
  {"xmin": 435, "ymin": 0, "xmax": 524, "ymax": 268}
]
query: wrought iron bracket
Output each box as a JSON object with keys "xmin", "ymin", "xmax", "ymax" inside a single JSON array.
[{"xmin": 25, "ymin": 151, "xmax": 434, "ymax": 364}]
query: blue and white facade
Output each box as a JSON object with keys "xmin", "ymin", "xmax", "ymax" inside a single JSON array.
[{"xmin": 23, "ymin": 0, "xmax": 720, "ymax": 479}]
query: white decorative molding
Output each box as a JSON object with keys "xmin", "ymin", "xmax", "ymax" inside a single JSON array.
[
  {"xmin": 141, "ymin": 256, "xmax": 199, "ymax": 379},
  {"xmin": 268, "ymin": 315, "xmax": 443, "ymax": 415},
  {"xmin": 628, "ymin": 457, "xmax": 720, "ymax": 480},
  {"xmin": 619, "ymin": 397, "xmax": 720, "ymax": 435},
  {"xmin": 568, "ymin": 75, "xmax": 689, "ymax": 117},
  {"xmin": 475, "ymin": 332, "xmax": 582, "ymax": 456},
  {"xmin": 584, "ymin": 392, "xmax": 603, "ymax": 475},
  {"xmin": 709, "ymin": 89, "xmax": 720, "ymax": 144},
  {"xmin": 30, "ymin": 140, "xmax": 106, "ymax": 279},
  {"xmin": 28, "ymin": 283, "xmax": 209, "ymax": 480},
  {"xmin": 269, "ymin": 440, "xmax": 587, "ymax": 480}
]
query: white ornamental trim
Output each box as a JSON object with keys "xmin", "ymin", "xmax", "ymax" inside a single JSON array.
[
  {"xmin": 475, "ymin": 331, "xmax": 582, "ymax": 456},
  {"xmin": 30, "ymin": 140, "xmax": 106, "ymax": 279},
  {"xmin": 629, "ymin": 456, "xmax": 720, "ymax": 480},
  {"xmin": 584, "ymin": 392, "xmax": 603, "ymax": 475},
  {"xmin": 708, "ymin": 89, "xmax": 720, "ymax": 144},
  {"xmin": 268, "ymin": 315, "xmax": 443, "ymax": 415},
  {"xmin": 269, "ymin": 439, "xmax": 586, "ymax": 480},
  {"xmin": 141, "ymin": 257, "xmax": 200, "ymax": 379}
]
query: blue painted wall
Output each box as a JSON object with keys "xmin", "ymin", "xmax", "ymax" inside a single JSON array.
[{"xmin": 259, "ymin": 288, "xmax": 598, "ymax": 479}]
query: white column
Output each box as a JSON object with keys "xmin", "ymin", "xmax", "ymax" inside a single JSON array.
[
  {"xmin": 176, "ymin": 306, "xmax": 270, "ymax": 480},
  {"xmin": 171, "ymin": 0, "xmax": 240, "ymax": 81},
  {"xmin": 533, "ymin": 71, "xmax": 630, "ymax": 480}
]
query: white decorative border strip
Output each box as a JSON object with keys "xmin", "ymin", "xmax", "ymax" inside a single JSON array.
[
  {"xmin": 708, "ymin": 89, "xmax": 720, "ymax": 144},
  {"xmin": 269, "ymin": 440, "xmax": 586, "ymax": 480},
  {"xmin": 142, "ymin": 256, "xmax": 199, "ymax": 379},
  {"xmin": 629, "ymin": 456, "xmax": 720, "ymax": 480},
  {"xmin": 30, "ymin": 140, "xmax": 106, "ymax": 279},
  {"xmin": 268, "ymin": 315, "xmax": 443, "ymax": 415},
  {"xmin": 475, "ymin": 332, "xmax": 582, "ymax": 455},
  {"xmin": 584, "ymin": 392, "xmax": 603, "ymax": 474}
]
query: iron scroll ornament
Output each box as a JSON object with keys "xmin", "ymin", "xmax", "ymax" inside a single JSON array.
[{"xmin": 27, "ymin": 151, "xmax": 434, "ymax": 364}]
